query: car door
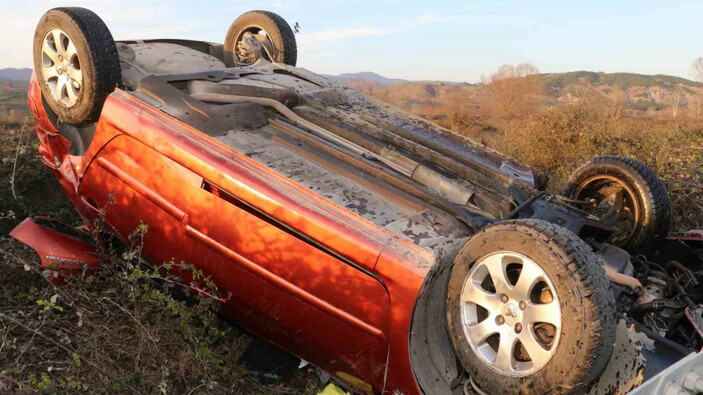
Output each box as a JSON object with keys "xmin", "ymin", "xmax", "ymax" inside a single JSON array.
[
  {"xmin": 78, "ymin": 119, "xmax": 392, "ymax": 391},
  {"xmin": 186, "ymin": 179, "xmax": 391, "ymax": 390},
  {"xmin": 77, "ymin": 134, "xmax": 214, "ymax": 274}
]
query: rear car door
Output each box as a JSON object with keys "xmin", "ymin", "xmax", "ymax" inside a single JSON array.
[{"xmin": 77, "ymin": 107, "xmax": 392, "ymax": 390}]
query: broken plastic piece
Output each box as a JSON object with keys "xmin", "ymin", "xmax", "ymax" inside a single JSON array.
[{"xmin": 9, "ymin": 217, "xmax": 99, "ymax": 284}]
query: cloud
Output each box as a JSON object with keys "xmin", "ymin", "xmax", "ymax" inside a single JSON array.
[
  {"xmin": 296, "ymin": 11, "xmax": 452, "ymax": 51},
  {"xmin": 297, "ymin": 27, "xmax": 391, "ymax": 46},
  {"xmin": 412, "ymin": 13, "xmax": 451, "ymax": 25}
]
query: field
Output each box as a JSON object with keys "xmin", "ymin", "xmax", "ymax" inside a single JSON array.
[
  {"xmin": 488, "ymin": 110, "xmax": 703, "ymax": 233},
  {"xmin": 363, "ymin": 72, "xmax": 703, "ymax": 234},
  {"xmin": 0, "ymin": 122, "xmax": 321, "ymax": 393},
  {"xmin": 0, "ymin": 81, "xmax": 30, "ymax": 125},
  {"xmin": 0, "ymin": 70, "xmax": 702, "ymax": 394}
]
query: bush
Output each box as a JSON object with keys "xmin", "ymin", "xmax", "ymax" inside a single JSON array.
[
  {"xmin": 628, "ymin": 100, "xmax": 666, "ymax": 112},
  {"xmin": 0, "ymin": 120, "xmax": 319, "ymax": 394},
  {"xmin": 488, "ymin": 103, "xmax": 703, "ymax": 233},
  {"xmin": 0, "ymin": 230, "xmax": 319, "ymax": 394},
  {"xmin": 0, "ymin": 120, "xmax": 78, "ymax": 235}
]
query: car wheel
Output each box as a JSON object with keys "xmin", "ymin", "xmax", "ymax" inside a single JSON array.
[
  {"xmin": 564, "ymin": 155, "xmax": 670, "ymax": 251},
  {"xmin": 33, "ymin": 7, "xmax": 121, "ymax": 125},
  {"xmin": 224, "ymin": 10, "xmax": 297, "ymax": 67},
  {"xmin": 446, "ymin": 219, "xmax": 616, "ymax": 394}
]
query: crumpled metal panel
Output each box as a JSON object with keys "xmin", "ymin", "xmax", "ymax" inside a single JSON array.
[{"xmin": 588, "ymin": 319, "xmax": 696, "ymax": 394}]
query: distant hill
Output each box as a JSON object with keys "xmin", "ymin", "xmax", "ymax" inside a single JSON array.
[
  {"xmin": 0, "ymin": 68, "xmax": 32, "ymax": 81},
  {"xmin": 1, "ymin": 67, "xmax": 700, "ymax": 124},
  {"xmin": 362, "ymin": 71, "xmax": 703, "ymax": 121},
  {"xmin": 544, "ymin": 71, "xmax": 703, "ymax": 93},
  {"xmin": 323, "ymin": 71, "xmax": 409, "ymax": 86},
  {"xmin": 539, "ymin": 72, "xmax": 703, "ymax": 113},
  {"xmin": 0, "ymin": 69, "xmax": 31, "ymax": 120}
]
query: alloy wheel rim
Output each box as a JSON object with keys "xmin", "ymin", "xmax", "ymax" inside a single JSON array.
[
  {"xmin": 41, "ymin": 28, "xmax": 82, "ymax": 107},
  {"xmin": 460, "ymin": 251, "xmax": 562, "ymax": 376}
]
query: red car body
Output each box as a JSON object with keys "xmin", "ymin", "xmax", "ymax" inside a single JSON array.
[{"xmin": 23, "ymin": 73, "xmax": 433, "ymax": 394}]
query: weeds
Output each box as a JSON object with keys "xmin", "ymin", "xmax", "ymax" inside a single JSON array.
[
  {"xmin": 0, "ymin": 119, "xmax": 318, "ymax": 394},
  {"xmin": 485, "ymin": 103, "xmax": 703, "ymax": 233},
  {"xmin": 0, "ymin": 118, "xmax": 77, "ymax": 235},
  {"xmin": 0, "ymin": 228, "xmax": 318, "ymax": 394},
  {"xmin": 0, "ymin": 78, "xmax": 701, "ymax": 394}
]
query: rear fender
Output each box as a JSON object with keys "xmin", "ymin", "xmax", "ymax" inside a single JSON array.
[
  {"xmin": 27, "ymin": 73, "xmax": 67, "ymax": 167},
  {"xmin": 9, "ymin": 217, "xmax": 100, "ymax": 283}
]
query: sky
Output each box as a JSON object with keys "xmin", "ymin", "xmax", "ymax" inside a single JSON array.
[{"xmin": 1, "ymin": 0, "xmax": 701, "ymax": 83}]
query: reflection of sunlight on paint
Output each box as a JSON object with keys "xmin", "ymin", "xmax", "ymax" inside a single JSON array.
[{"xmin": 75, "ymin": 94, "xmax": 418, "ymax": 390}]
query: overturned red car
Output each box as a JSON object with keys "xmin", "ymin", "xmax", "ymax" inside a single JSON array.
[{"xmin": 14, "ymin": 7, "xmax": 703, "ymax": 395}]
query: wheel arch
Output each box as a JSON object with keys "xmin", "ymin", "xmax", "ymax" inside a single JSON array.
[{"xmin": 408, "ymin": 238, "xmax": 469, "ymax": 394}]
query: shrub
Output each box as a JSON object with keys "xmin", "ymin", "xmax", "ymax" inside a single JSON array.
[
  {"xmin": 488, "ymin": 103, "xmax": 703, "ymax": 233},
  {"xmin": 0, "ymin": 228, "xmax": 319, "ymax": 394},
  {"xmin": 0, "ymin": 120, "xmax": 319, "ymax": 394}
]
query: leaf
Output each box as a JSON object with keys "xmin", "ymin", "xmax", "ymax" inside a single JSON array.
[{"xmin": 72, "ymin": 352, "xmax": 82, "ymax": 368}]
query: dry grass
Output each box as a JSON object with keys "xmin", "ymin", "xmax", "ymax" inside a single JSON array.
[
  {"xmin": 0, "ymin": 120, "xmax": 319, "ymax": 394},
  {"xmin": 485, "ymin": 104, "xmax": 703, "ymax": 234},
  {"xmin": 376, "ymin": 90, "xmax": 703, "ymax": 234},
  {"xmin": 0, "ymin": 110, "xmax": 26, "ymax": 126},
  {"xmin": 1, "ymin": 72, "xmax": 702, "ymax": 393},
  {"xmin": 0, "ymin": 121, "xmax": 77, "ymax": 236},
  {"xmin": 0, "ymin": 238, "xmax": 320, "ymax": 394}
]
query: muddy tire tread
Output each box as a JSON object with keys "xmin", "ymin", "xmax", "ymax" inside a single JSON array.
[
  {"xmin": 224, "ymin": 10, "xmax": 297, "ymax": 66},
  {"xmin": 33, "ymin": 7, "xmax": 120, "ymax": 124},
  {"xmin": 564, "ymin": 155, "xmax": 670, "ymax": 251}
]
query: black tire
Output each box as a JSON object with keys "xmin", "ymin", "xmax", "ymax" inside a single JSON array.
[
  {"xmin": 224, "ymin": 10, "xmax": 297, "ymax": 67},
  {"xmin": 564, "ymin": 156, "xmax": 670, "ymax": 251},
  {"xmin": 446, "ymin": 220, "xmax": 616, "ymax": 394},
  {"xmin": 33, "ymin": 7, "xmax": 120, "ymax": 125}
]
